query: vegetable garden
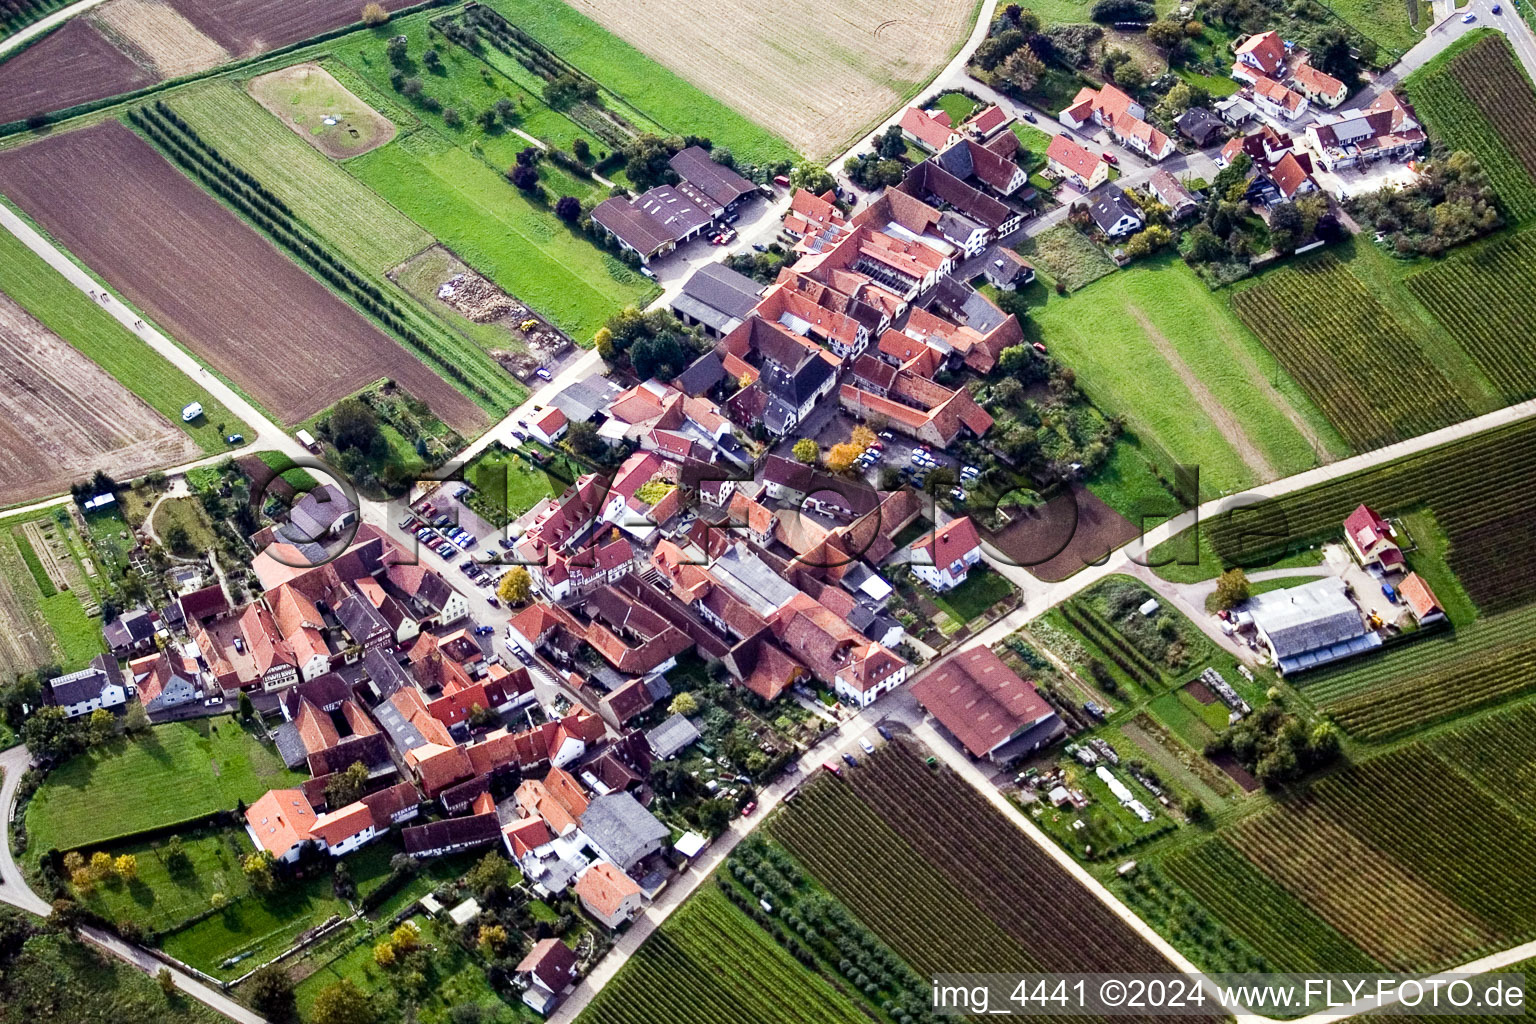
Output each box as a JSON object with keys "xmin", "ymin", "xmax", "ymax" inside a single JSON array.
[
  {"xmin": 1231, "ymin": 256, "xmax": 1470, "ymax": 451},
  {"xmin": 1405, "ymin": 33, "xmax": 1536, "ymax": 222},
  {"xmin": 1407, "ymin": 229, "xmax": 1536, "ymax": 402}
]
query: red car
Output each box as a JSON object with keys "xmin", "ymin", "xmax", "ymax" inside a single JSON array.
[
  {"xmin": 1033, "ymin": 342, "xmax": 1048, "ymax": 354},
  {"xmin": 822, "ymin": 761, "xmax": 843, "ymax": 777},
  {"xmin": 741, "ymin": 801, "xmax": 758, "ymax": 817},
  {"xmin": 1102, "ymin": 152, "xmax": 1118, "ymax": 165}
]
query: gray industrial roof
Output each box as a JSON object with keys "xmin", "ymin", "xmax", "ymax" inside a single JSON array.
[{"xmin": 1249, "ymin": 576, "xmax": 1379, "ymax": 672}]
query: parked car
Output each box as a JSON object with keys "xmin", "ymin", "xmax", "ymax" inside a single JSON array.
[
  {"xmin": 640, "ymin": 266, "xmax": 657, "ymax": 280},
  {"xmin": 1033, "ymin": 342, "xmax": 1048, "ymax": 354},
  {"xmin": 878, "ymin": 431, "xmax": 893, "ymax": 440},
  {"xmin": 841, "ymin": 753, "xmax": 859, "ymax": 768},
  {"xmin": 535, "ymin": 367, "xmax": 553, "ymax": 381},
  {"xmin": 1382, "ymin": 584, "xmax": 1399, "ymax": 603},
  {"xmin": 1493, "ymin": 3, "xmax": 1502, "ymax": 12},
  {"xmin": 740, "ymin": 801, "xmax": 758, "ymax": 816},
  {"xmin": 474, "ymin": 625, "xmax": 495, "ymax": 635},
  {"xmin": 203, "ymin": 695, "xmax": 224, "ymax": 707},
  {"xmin": 433, "ymin": 514, "xmax": 451, "ymax": 528},
  {"xmin": 1102, "ymin": 152, "xmax": 1118, "ymax": 165},
  {"xmin": 225, "ymin": 434, "xmax": 243, "ymax": 444},
  {"xmin": 822, "ymin": 761, "xmax": 843, "ymax": 777},
  {"xmin": 877, "ymin": 725, "xmax": 894, "ymax": 741},
  {"xmin": 1022, "ymin": 110, "xmax": 1038, "ymax": 123},
  {"xmin": 773, "ymin": 174, "xmax": 792, "ymax": 187},
  {"xmin": 1462, "ymin": 11, "xmax": 1476, "ymax": 20},
  {"xmin": 860, "ymin": 737, "xmax": 875, "ymax": 754},
  {"xmin": 1084, "ymin": 701, "xmax": 1106, "ymax": 720},
  {"xmin": 752, "ymin": 243, "xmax": 768, "ymax": 252},
  {"xmin": 487, "ymin": 597, "xmax": 501, "ymax": 608}
]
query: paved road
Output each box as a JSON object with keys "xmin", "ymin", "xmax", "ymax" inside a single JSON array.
[{"xmin": 0, "ymin": 0, "xmax": 111, "ymax": 56}]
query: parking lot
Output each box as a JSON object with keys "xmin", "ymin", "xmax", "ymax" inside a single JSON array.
[{"xmin": 401, "ymin": 485, "xmax": 510, "ymax": 599}]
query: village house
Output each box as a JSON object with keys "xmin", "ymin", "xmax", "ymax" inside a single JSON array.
[
  {"xmin": 1343, "ymin": 503, "xmax": 1406, "ymax": 573},
  {"xmin": 909, "ymin": 516, "xmax": 983, "ymax": 592},
  {"xmin": 898, "ymin": 105, "xmax": 961, "ymax": 152},
  {"xmin": 672, "ymin": 262, "xmax": 764, "ymax": 337},
  {"xmin": 590, "ymin": 147, "xmax": 756, "ymax": 264},
  {"xmin": 1176, "ymin": 106, "xmax": 1225, "ymax": 147},
  {"xmin": 962, "ymin": 103, "xmax": 1014, "ymax": 140},
  {"xmin": 280, "ymin": 483, "xmax": 358, "ymax": 543},
  {"xmin": 1305, "ymin": 92, "xmax": 1425, "ymax": 172},
  {"xmin": 897, "ymin": 159, "xmax": 1026, "ymax": 249},
  {"xmin": 1232, "ymin": 29, "xmax": 1286, "ymax": 80},
  {"xmin": 1087, "ymin": 186, "xmax": 1144, "ymax": 238},
  {"xmin": 48, "ymin": 654, "xmax": 127, "ymax": 718},
  {"xmin": 1292, "ymin": 62, "xmax": 1347, "ymax": 108},
  {"xmin": 1058, "ymin": 83, "xmax": 1174, "ymax": 161},
  {"xmin": 129, "ymin": 649, "xmax": 201, "ymax": 712},
  {"xmin": 934, "ymin": 134, "xmax": 1030, "ymax": 196},
  {"xmin": 1148, "ymin": 170, "xmax": 1200, "ymax": 220},
  {"xmin": 529, "ymin": 406, "xmax": 568, "ymax": 445},
  {"xmin": 1250, "ymin": 75, "xmax": 1308, "ymax": 122},
  {"xmin": 102, "ymin": 608, "xmax": 155, "ymax": 657},
  {"xmin": 573, "ymin": 860, "xmax": 646, "ymax": 930},
  {"xmin": 1045, "ymin": 134, "xmax": 1108, "ymax": 191},
  {"xmin": 516, "ymin": 938, "xmax": 578, "ymax": 1016}
]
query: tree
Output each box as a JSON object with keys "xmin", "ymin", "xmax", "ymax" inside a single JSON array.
[
  {"xmin": 361, "ymin": 2, "xmax": 388, "ymax": 26},
  {"xmin": 850, "ymin": 425, "xmax": 876, "ymax": 450},
  {"xmin": 124, "ymin": 701, "xmax": 151, "ymax": 734},
  {"xmin": 875, "ymin": 124, "xmax": 906, "ymax": 159},
  {"xmin": 572, "ymin": 137, "xmax": 591, "ymax": 161},
  {"xmin": 477, "ymin": 923, "xmax": 509, "ymax": 955},
  {"xmin": 372, "ymin": 939, "xmax": 398, "ymax": 968},
  {"xmin": 330, "ymin": 398, "xmax": 382, "ymax": 455},
  {"xmin": 311, "ymin": 978, "xmax": 375, "ymax": 1024},
  {"xmin": 697, "ymin": 797, "xmax": 734, "ymax": 836},
  {"xmin": 325, "ymin": 761, "xmax": 370, "ymax": 806},
  {"xmin": 237, "ymin": 690, "xmax": 254, "ymax": 722},
  {"xmin": 498, "ymin": 566, "xmax": 532, "ymax": 605},
  {"xmin": 792, "ymin": 439, "xmax": 819, "ymax": 465},
  {"xmin": 565, "ymin": 419, "xmax": 606, "ymax": 458},
  {"xmin": 443, "ymin": 106, "xmax": 462, "ymax": 128},
  {"xmin": 1213, "ymin": 568, "xmax": 1249, "ymax": 609},
  {"xmin": 1000, "ymin": 46, "xmax": 1046, "ymax": 93},
  {"xmin": 555, "ymin": 195, "xmax": 581, "ymax": 223},
  {"xmin": 826, "ymin": 442, "xmax": 862, "ymax": 474},
  {"xmin": 246, "ymin": 964, "xmax": 296, "ymax": 1021},
  {"xmin": 465, "ymin": 853, "xmax": 512, "ymax": 897},
  {"xmin": 422, "ymin": 48, "xmax": 442, "ymax": 72},
  {"xmin": 508, "ymin": 163, "xmax": 540, "ymax": 192},
  {"xmin": 113, "ymin": 854, "xmax": 138, "ymax": 882},
  {"xmin": 386, "ymin": 35, "xmax": 407, "ymax": 67},
  {"xmin": 594, "ymin": 326, "xmax": 615, "ymax": 360},
  {"xmin": 157, "ymin": 967, "xmax": 177, "ymax": 996},
  {"xmin": 243, "ymin": 851, "xmax": 276, "ymax": 892},
  {"xmin": 1146, "ymin": 18, "xmax": 1185, "ymax": 52},
  {"xmin": 1112, "ymin": 62, "xmax": 1146, "ymax": 91},
  {"xmin": 165, "ymin": 835, "xmax": 190, "ymax": 874},
  {"xmin": 669, "ymin": 691, "xmax": 699, "ymax": 716},
  {"xmin": 87, "ymin": 707, "xmax": 116, "ymax": 745},
  {"xmin": 790, "ymin": 164, "xmax": 836, "ymax": 195},
  {"xmin": 391, "ymin": 921, "xmax": 421, "ymax": 955},
  {"xmin": 164, "ymin": 522, "xmax": 192, "ymax": 555}
]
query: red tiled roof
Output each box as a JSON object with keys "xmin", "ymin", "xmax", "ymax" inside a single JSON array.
[
  {"xmin": 245, "ymin": 788, "xmax": 315, "ymax": 857},
  {"xmin": 504, "ymin": 816, "xmax": 554, "ymax": 857},
  {"xmin": 309, "ymin": 800, "xmax": 374, "ymax": 847},
  {"xmin": 1236, "ymin": 30, "xmax": 1285, "ymax": 75},
  {"xmin": 899, "ymin": 106, "xmax": 957, "ymax": 150},
  {"xmin": 1398, "ymin": 573, "xmax": 1443, "ymax": 620},
  {"xmin": 911, "ymin": 647, "xmax": 1055, "ymax": 757},
  {"xmin": 1292, "ymin": 61, "xmax": 1344, "ymax": 98},
  {"xmin": 534, "ymin": 406, "xmax": 567, "ymax": 435},
  {"xmin": 574, "ymin": 861, "xmax": 641, "ymax": 918},
  {"xmin": 913, "ymin": 517, "xmax": 981, "ymax": 567},
  {"xmin": 1046, "ymin": 134, "xmax": 1100, "ymax": 181}
]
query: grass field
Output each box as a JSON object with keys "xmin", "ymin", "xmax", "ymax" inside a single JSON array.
[
  {"xmin": 173, "ymin": 79, "xmax": 430, "ymax": 271},
  {"xmin": 1405, "ymin": 32, "xmax": 1536, "ymax": 222},
  {"xmin": 577, "ymin": 886, "xmax": 871, "ymax": 1024},
  {"xmin": 1030, "ymin": 255, "xmax": 1342, "ymax": 497},
  {"xmin": 1322, "ymin": 0, "xmax": 1425, "ymax": 54},
  {"xmin": 934, "ymin": 90, "xmax": 979, "ymax": 125},
  {"xmin": 1231, "ymin": 255, "xmax": 1472, "ymax": 451},
  {"xmin": 348, "ymin": 130, "xmax": 655, "ymax": 343},
  {"xmin": 26, "ymin": 717, "xmax": 304, "ymax": 855},
  {"xmin": 0, "ymin": 225, "xmax": 245, "ymax": 454},
  {"xmin": 151, "ymin": 496, "xmax": 218, "ymax": 555},
  {"xmin": 1017, "ymin": 224, "xmax": 1115, "ymax": 291},
  {"xmin": 247, "ymin": 62, "xmax": 396, "ymax": 160},
  {"xmin": 482, "ymin": 0, "xmax": 801, "ymax": 163}
]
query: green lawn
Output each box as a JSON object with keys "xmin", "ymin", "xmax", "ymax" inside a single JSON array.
[
  {"xmin": 1009, "ymin": 120, "xmax": 1057, "ymax": 173},
  {"xmin": 1017, "ymin": 225, "xmax": 1115, "ymax": 292},
  {"xmin": 75, "ymin": 828, "xmax": 253, "ymax": 935},
  {"xmin": 38, "ymin": 591, "xmax": 104, "ymax": 670},
  {"xmin": 464, "ymin": 447, "xmax": 566, "ymax": 526},
  {"xmin": 483, "ymin": 0, "xmax": 800, "ymax": 165},
  {"xmin": 1325, "ymin": 0, "xmax": 1427, "ymax": 55},
  {"xmin": 347, "ymin": 131, "xmax": 656, "ymax": 343},
  {"xmin": 162, "ymin": 867, "xmax": 349, "ymax": 977},
  {"xmin": 26, "ymin": 717, "xmax": 305, "ymax": 855},
  {"xmin": 1147, "ymin": 691, "xmax": 1219, "ymax": 750},
  {"xmin": 1086, "ymin": 438, "xmax": 1186, "ymax": 524},
  {"xmin": 151, "ymin": 496, "xmax": 218, "ymax": 555},
  {"xmin": 173, "ymin": 78, "xmax": 432, "ymax": 271},
  {"xmin": 1029, "ymin": 254, "xmax": 1346, "ymax": 498},
  {"xmin": 934, "ymin": 90, "xmax": 979, "ymax": 126},
  {"xmin": 929, "ymin": 565, "xmax": 1016, "ymax": 625},
  {"xmin": 0, "ymin": 227, "xmax": 247, "ymax": 454},
  {"xmin": 1398, "ymin": 509, "xmax": 1480, "ymax": 627}
]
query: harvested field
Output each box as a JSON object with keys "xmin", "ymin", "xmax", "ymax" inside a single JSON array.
[
  {"xmin": 0, "ymin": 122, "xmax": 484, "ymax": 432},
  {"xmin": 169, "ymin": 0, "xmax": 416, "ymax": 57},
  {"xmin": 507, "ymin": 0, "xmax": 974, "ymax": 160},
  {"xmin": 986, "ymin": 485, "xmax": 1140, "ymax": 582},
  {"xmin": 90, "ymin": 0, "xmax": 231, "ymax": 78},
  {"xmin": 0, "ymin": 289, "xmax": 199, "ymax": 506},
  {"xmin": 248, "ymin": 63, "xmax": 394, "ymax": 160},
  {"xmin": 0, "ymin": 18, "xmax": 155, "ymax": 124}
]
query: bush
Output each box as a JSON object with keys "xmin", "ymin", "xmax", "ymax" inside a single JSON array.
[
  {"xmin": 361, "ymin": 2, "xmax": 388, "ymax": 26},
  {"xmin": 1091, "ymin": 0, "xmax": 1155, "ymax": 21}
]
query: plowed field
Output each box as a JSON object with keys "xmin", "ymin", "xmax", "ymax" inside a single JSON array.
[{"xmin": 0, "ymin": 121, "xmax": 483, "ymax": 431}]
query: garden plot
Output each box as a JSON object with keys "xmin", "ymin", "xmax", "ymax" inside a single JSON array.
[{"xmin": 248, "ymin": 63, "xmax": 395, "ymax": 160}]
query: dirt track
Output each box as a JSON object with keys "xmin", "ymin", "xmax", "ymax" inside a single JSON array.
[
  {"xmin": 564, "ymin": 0, "xmax": 975, "ymax": 160},
  {"xmin": 0, "ymin": 121, "xmax": 484, "ymax": 432},
  {"xmin": 0, "ymin": 287, "xmax": 200, "ymax": 505}
]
